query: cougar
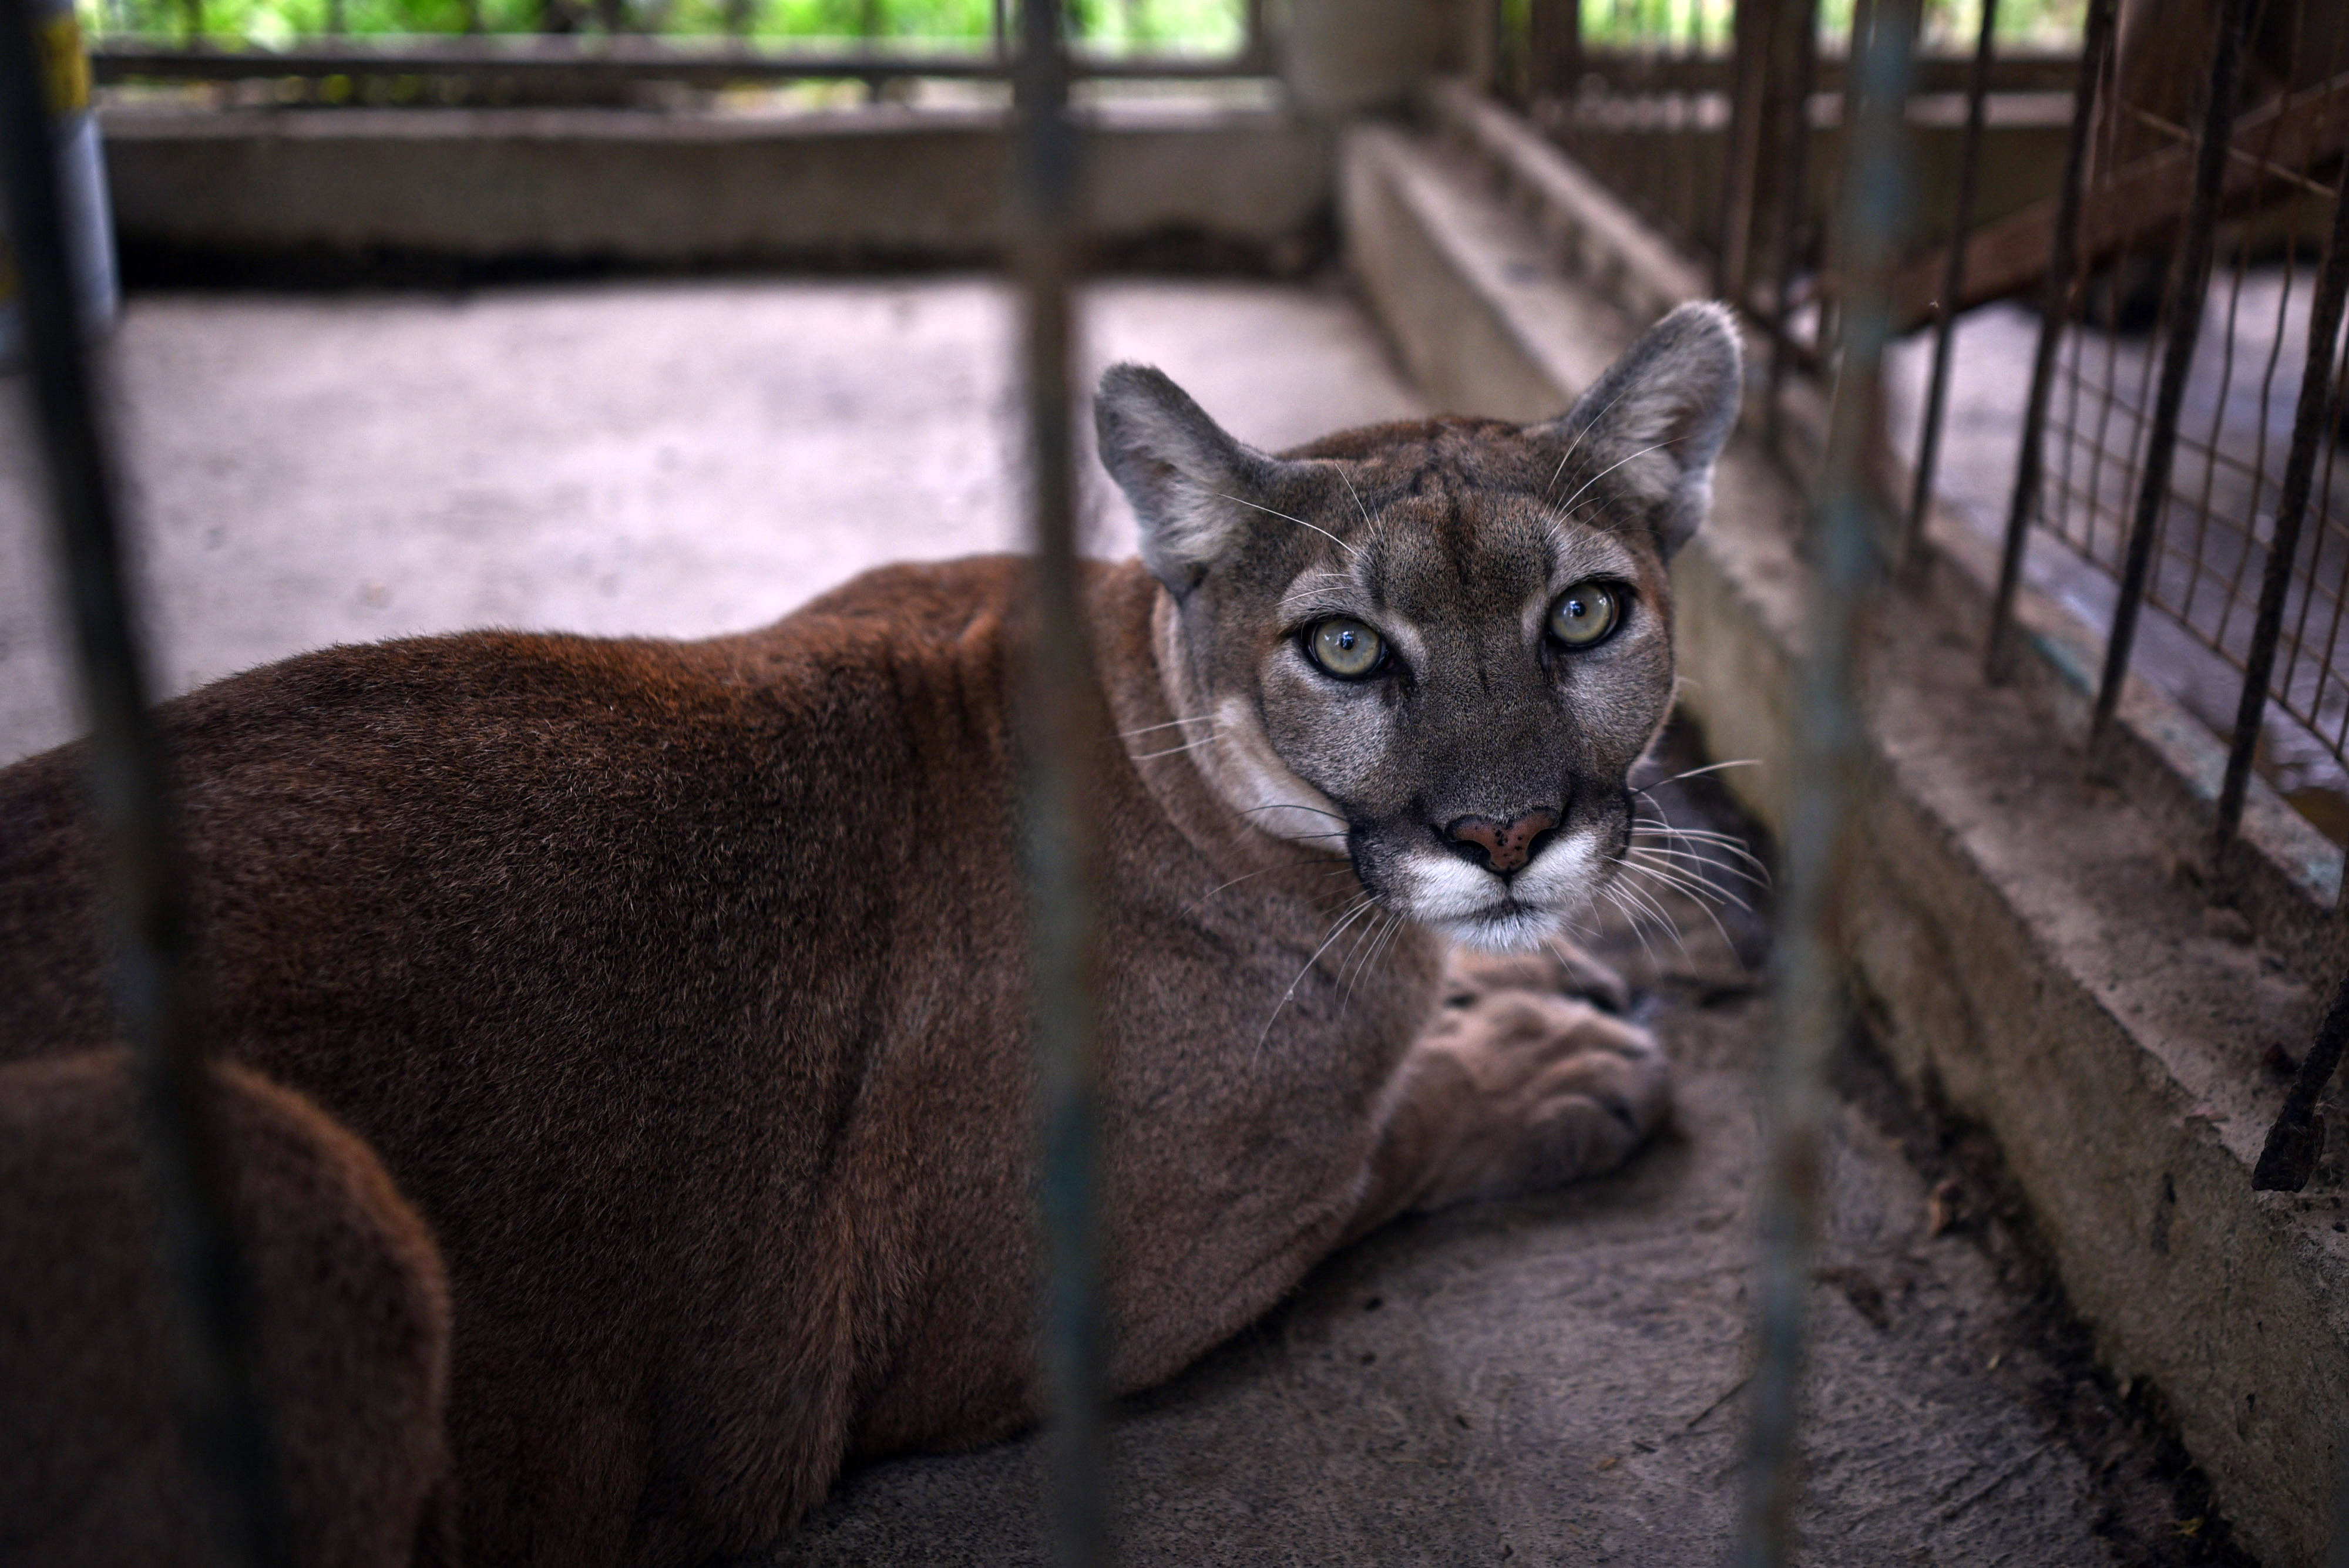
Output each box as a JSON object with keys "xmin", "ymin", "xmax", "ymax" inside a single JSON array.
[{"xmin": 0, "ymin": 302, "xmax": 1742, "ymax": 1566}]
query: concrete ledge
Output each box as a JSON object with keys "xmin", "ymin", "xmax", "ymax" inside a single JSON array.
[
  {"xmin": 1342, "ymin": 102, "xmax": 2349, "ymax": 1566},
  {"xmin": 100, "ymin": 103, "xmax": 1333, "ymax": 275}
]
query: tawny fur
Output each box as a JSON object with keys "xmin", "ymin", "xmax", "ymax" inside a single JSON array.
[
  {"xmin": 0, "ymin": 1051, "xmax": 452, "ymax": 1568},
  {"xmin": 0, "ymin": 305, "xmax": 1740, "ymax": 1567}
]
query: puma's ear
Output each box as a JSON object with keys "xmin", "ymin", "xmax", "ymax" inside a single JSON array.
[
  {"xmin": 1094, "ymin": 363, "xmax": 1279, "ymax": 594},
  {"xmin": 1540, "ymin": 301, "xmax": 1743, "ymax": 558}
]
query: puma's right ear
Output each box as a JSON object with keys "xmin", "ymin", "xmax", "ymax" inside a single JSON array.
[{"xmin": 1094, "ymin": 364, "xmax": 1277, "ymax": 594}]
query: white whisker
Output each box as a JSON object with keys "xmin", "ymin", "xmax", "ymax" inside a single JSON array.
[
  {"xmin": 1214, "ymin": 492, "xmax": 1361, "ymax": 558},
  {"xmin": 1258, "ymin": 896, "xmax": 1383, "ymax": 1056},
  {"xmin": 1117, "ymin": 715, "xmax": 1218, "ymax": 740},
  {"xmin": 1545, "ymin": 438, "xmax": 1689, "ymax": 531}
]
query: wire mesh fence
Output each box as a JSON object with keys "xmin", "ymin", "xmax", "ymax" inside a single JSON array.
[{"xmin": 2029, "ymin": 0, "xmax": 2349, "ymax": 817}]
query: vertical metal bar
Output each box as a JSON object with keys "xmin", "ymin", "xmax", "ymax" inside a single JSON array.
[
  {"xmin": 1010, "ymin": 0, "xmax": 1107, "ymax": 1564},
  {"xmin": 1713, "ymin": 0, "xmax": 1780, "ymax": 298},
  {"xmin": 1898, "ymin": 0, "xmax": 1999, "ymax": 577},
  {"xmin": 0, "ymin": 2, "xmax": 289, "ymax": 1566},
  {"xmin": 2087, "ymin": 0, "xmax": 2251, "ymax": 750},
  {"xmin": 1985, "ymin": 0, "xmax": 2116, "ymax": 681},
  {"xmin": 2252, "ymin": 963, "xmax": 2349, "ymax": 1192},
  {"xmin": 2212, "ymin": 169, "xmax": 2349, "ymax": 854},
  {"xmin": 1762, "ymin": 0, "xmax": 1819, "ymax": 452},
  {"xmin": 992, "ymin": 0, "xmax": 1008, "ymax": 62},
  {"xmin": 1732, "ymin": 0, "xmax": 1914, "ymax": 1563}
]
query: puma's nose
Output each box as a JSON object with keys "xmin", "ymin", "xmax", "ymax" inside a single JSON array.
[{"xmin": 1444, "ymin": 809, "xmax": 1561, "ymax": 875}]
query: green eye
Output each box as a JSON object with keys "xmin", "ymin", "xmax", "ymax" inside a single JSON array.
[
  {"xmin": 1308, "ymin": 617, "xmax": 1386, "ymax": 679},
  {"xmin": 1548, "ymin": 581, "xmax": 1619, "ymax": 648}
]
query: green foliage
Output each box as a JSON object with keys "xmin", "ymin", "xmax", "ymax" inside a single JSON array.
[
  {"xmin": 83, "ymin": 0, "xmax": 1242, "ymax": 51},
  {"xmin": 1575, "ymin": 0, "xmax": 2084, "ymax": 52}
]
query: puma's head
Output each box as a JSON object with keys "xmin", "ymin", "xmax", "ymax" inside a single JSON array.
[{"xmin": 1095, "ymin": 302, "xmax": 1742, "ymax": 953}]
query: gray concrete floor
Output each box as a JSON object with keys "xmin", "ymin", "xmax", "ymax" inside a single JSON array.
[{"xmin": 2, "ymin": 280, "xmax": 2229, "ymax": 1563}]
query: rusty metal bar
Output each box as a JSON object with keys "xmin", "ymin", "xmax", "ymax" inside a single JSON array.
[
  {"xmin": 2086, "ymin": 0, "xmax": 2251, "ymax": 750},
  {"xmin": 1985, "ymin": 0, "xmax": 2116, "ymax": 681},
  {"xmin": 0, "ymin": 0, "xmax": 289, "ymax": 1563},
  {"xmin": 1714, "ymin": 0, "xmax": 1781, "ymax": 299},
  {"xmin": 1011, "ymin": 0, "xmax": 1107, "ymax": 1563},
  {"xmin": 1899, "ymin": 0, "xmax": 1998, "ymax": 578},
  {"xmin": 2212, "ymin": 166, "xmax": 2349, "ymax": 856},
  {"xmin": 1761, "ymin": 0, "xmax": 1819, "ymax": 453},
  {"xmin": 1732, "ymin": 0, "xmax": 1916, "ymax": 1562},
  {"xmin": 2253, "ymin": 964, "xmax": 2349, "ymax": 1192}
]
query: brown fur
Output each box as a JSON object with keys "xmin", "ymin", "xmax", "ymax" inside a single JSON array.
[
  {"xmin": 0, "ymin": 307, "xmax": 1739, "ymax": 1565},
  {"xmin": 0, "ymin": 1050, "xmax": 451, "ymax": 1567}
]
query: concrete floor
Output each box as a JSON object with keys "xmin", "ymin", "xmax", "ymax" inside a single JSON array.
[{"xmin": 1, "ymin": 280, "xmax": 2234, "ymax": 1563}]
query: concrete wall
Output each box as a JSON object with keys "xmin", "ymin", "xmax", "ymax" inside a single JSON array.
[{"xmin": 101, "ymin": 103, "xmax": 1333, "ymax": 277}]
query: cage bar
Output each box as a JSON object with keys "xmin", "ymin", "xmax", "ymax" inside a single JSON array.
[
  {"xmin": 1900, "ymin": 0, "xmax": 1997, "ymax": 579},
  {"xmin": 0, "ymin": 0, "xmax": 290, "ymax": 1563},
  {"xmin": 2087, "ymin": 0, "xmax": 2251, "ymax": 751},
  {"xmin": 1010, "ymin": 0, "xmax": 1108, "ymax": 1563},
  {"xmin": 2213, "ymin": 165, "xmax": 2349, "ymax": 856},
  {"xmin": 1732, "ymin": 0, "xmax": 1916, "ymax": 1562},
  {"xmin": 1985, "ymin": 0, "xmax": 2113, "ymax": 681}
]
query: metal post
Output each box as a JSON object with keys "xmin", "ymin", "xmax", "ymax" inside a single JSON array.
[
  {"xmin": 1899, "ymin": 0, "xmax": 1999, "ymax": 578},
  {"xmin": 1762, "ymin": 0, "xmax": 1820, "ymax": 453},
  {"xmin": 2212, "ymin": 167, "xmax": 2349, "ymax": 856},
  {"xmin": 2253, "ymin": 964, "xmax": 2349, "ymax": 1192},
  {"xmin": 1731, "ymin": 0, "xmax": 1915, "ymax": 1562},
  {"xmin": 1985, "ymin": 0, "xmax": 2117, "ymax": 681},
  {"xmin": 1713, "ymin": 0, "xmax": 1782, "ymax": 298},
  {"xmin": 1010, "ymin": 0, "xmax": 1107, "ymax": 1564},
  {"xmin": 0, "ymin": 1, "xmax": 289, "ymax": 1565},
  {"xmin": 2087, "ymin": 0, "xmax": 2251, "ymax": 751}
]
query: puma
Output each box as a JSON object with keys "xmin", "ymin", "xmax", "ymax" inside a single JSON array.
[{"xmin": 0, "ymin": 302, "xmax": 1742, "ymax": 1566}]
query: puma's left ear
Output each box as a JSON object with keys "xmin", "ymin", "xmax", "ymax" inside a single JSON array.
[{"xmin": 1538, "ymin": 301, "xmax": 1743, "ymax": 557}]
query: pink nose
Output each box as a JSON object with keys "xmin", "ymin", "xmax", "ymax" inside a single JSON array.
[{"xmin": 1446, "ymin": 809, "xmax": 1560, "ymax": 874}]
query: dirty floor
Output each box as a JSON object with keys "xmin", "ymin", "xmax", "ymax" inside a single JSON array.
[{"xmin": 1, "ymin": 279, "xmax": 2240, "ymax": 1563}]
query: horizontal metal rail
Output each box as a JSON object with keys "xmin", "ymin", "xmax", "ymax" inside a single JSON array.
[
  {"xmin": 1565, "ymin": 44, "xmax": 2078, "ymax": 97},
  {"xmin": 91, "ymin": 33, "xmax": 1269, "ymax": 86}
]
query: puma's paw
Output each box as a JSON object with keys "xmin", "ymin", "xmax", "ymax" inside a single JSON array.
[
  {"xmin": 1440, "ymin": 933, "xmax": 1634, "ymax": 1017},
  {"xmin": 1408, "ymin": 970, "xmax": 1669, "ymax": 1210}
]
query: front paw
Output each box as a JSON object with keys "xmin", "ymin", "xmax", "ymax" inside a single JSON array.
[{"xmin": 1409, "ymin": 979, "xmax": 1669, "ymax": 1210}]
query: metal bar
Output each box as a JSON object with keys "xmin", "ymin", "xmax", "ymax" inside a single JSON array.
[
  {"xmin": 1010, "ymin": 0, "xmax": 1106, "ymax": 1563},
  {"xmin": 1567, "ymin": 43, "xmax": 2079, "ymax": 96},
  {"xmin": 2253, "ymin": 964, "xmax": 2349, "ymax": 1192},
  {"xmin": 2086, "ymin": 0, "xmax": 2251, "ymax": 750},
  {"xmin": 1732, "ymin": 0, "xmax": 1916, "ymax": 1562},
  {"xmin": 1985, "ymin": 0, "xmax": 2116, "ymax": 682},
  {"xmin": 2212, "ymin": 167, "xmax": 2349, "ymax": 854},
  {"xmin": 1712, "ymin": 0, "xmax": 1779, "ymax": 298},
  {"xmin": 89, "ymin": 36, "xmax": 1273, "ymax": 85},
  {"xmin": 1899, "ymin": 0, "xmax": 1998, "ymax": 578},
  {"xmin": 0, "ymin": 0, "xmax": 289, "ymax": 1564},
  {"xmin": 1761, "ymin": 0, "xmax": 1819, "ymax": 453}
]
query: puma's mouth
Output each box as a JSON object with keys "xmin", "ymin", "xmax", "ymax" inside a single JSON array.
[{"xmin": 1356, "ymin": 824, "xmax": 1612, "ymax": 954}]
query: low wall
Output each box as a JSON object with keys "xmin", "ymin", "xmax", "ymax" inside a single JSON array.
[{"xmin": 100, "ymin": 103, "xmax": 1333, "ymax": 279}]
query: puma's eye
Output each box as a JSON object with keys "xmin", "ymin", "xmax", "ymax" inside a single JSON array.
[
  {"xmin": 1548, "ymin": 581, "xmax": 1619, "ymax": 648},
  {"xmin": 1308, "ymin": 617, "xmax": 1386, "ymax": 679}
]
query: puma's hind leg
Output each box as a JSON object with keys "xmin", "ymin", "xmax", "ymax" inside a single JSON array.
[{"xmin": 1345, "ymin": 937, "xmax": 1670, "ymax": 1243}]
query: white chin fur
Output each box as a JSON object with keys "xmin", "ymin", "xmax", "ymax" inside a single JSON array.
[{"xmin": 1392, "ymin": 829, "xmax": 1607, "ymax": 954}]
